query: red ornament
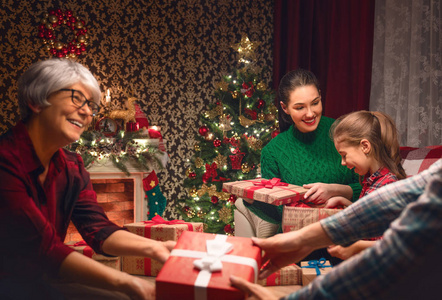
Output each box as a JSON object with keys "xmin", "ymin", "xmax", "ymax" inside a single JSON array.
[
  {"xmin": 199, "ymin": 125, "xmax": 209, "ymax": 136},
  {"xmin": 188, "ymin": 172, "xmax": 196, "ymax": 179},
  {"xmin": 229, "ymin": 153, "xmax": 244, "ymax": 170},
  {"xmin": 256, "ymin": 99, "xmax": 265, "ymax": 109},
  {"xmin": 228, "ymin": 194, "xmax": 237, "ymax": 203},
  {"xmin": 213, "ymin": 138, "xmax": 221, "ymax": 147},
  {"xmin": 211, "ymin": 196, "xmax": 219, "ymax": 204},
  {"xmin": 271, "ymin": 130, "xmax": 280, "ymax": 138},
  {"xmin": 224, "ymin": 224, "xmax": 234, "ymax": 234},
  {"xmin": 126, "ymin": 122, "xmax": 139, "ymax": 132}
]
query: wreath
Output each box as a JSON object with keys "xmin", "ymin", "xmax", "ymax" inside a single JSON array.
[{"xmin": 38, "ymin": 9, "xmax": 89, "ymax": 58}]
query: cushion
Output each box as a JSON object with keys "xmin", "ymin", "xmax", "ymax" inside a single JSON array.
[{"xmin": 400, "ymin": 145, "xmax": 442, "ymax": 177}]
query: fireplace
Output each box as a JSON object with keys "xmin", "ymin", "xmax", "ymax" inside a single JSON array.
[{"xmin": 65, "ymin": 178, "xmax": 136, "ymax": 243}]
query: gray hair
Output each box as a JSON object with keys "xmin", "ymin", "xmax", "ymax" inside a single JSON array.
[{"xmin": 18, "ymin": 58, "xmax": 101, "ymax": 121}]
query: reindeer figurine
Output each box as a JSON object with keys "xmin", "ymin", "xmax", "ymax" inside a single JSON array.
[{"xmin": 109, "ymin": 90, "xmax": 138, "ymax": 125}]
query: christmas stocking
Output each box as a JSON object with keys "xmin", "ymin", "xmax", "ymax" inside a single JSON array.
[{"xmin": 143, "ymin": 170, "xmax": 167, "ymax": 220}]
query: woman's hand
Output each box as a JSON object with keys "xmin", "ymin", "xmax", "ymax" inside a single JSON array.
[
  {"xmin": 324, "ymin": 196, "xmax": 352, "ymax": 208},
  {"xmin": 303, "ymin": 183, "xmax": 353, "ymax": 204},
  {"xmin": 119, "ymin": 272, "xmax": 156, "ymax": 300},
  {"xmin": 230, "ymin": 275, "xmax": 279, "ymax": 300}
]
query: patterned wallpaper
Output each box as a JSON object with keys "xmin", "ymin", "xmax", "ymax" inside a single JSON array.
[{"xmin": 0, "ymin": 0, "xmax": 274, "ymax": 219}]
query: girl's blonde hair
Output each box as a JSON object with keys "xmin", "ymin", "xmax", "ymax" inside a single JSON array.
[{"xmin": 331, "ymin": 110, "xmax": 406, "ymax": 179}]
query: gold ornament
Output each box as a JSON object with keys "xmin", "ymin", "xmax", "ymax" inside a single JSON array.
[
  {"xmin": 241, "ymin": 162, "xmax": 251, "ymax": 174},
  {"xmin": 217, "ymin": 80, "xmax": 229, "ymax": 91},
  {"xmin": 239, "ymin": 115, "xmax": 257, "ymax": 127},
  {"xmin": 257, "ymin": 112, "xmax": 265, "ymax": 122},
  {"xmin": 204, "ymin": 132, "xmax": 214, "ymax": 141},
  {"xmin": 187, "ymin": 210, "xmax": 195, "ymax": 218},
  {"xmin": 218, "ymin": 206, "xmax": 233, "ymax": 223},
  {"xmin": 232, "ymin": 91, "xmax": 239, "ymax": 99},
  {"xmin": 185, "ymin": 168, "xmax": 193, "ymax": 177},
  {"xmin": 232, "ymin": 35, "xmax": 260, "ymax": 63},
  {"xmin": 268, "ymin": 104, "xmax": 278, "ymax": 115},
  {"xmin": 189, "ymin": 187, "xmax": 198, "ymax": 198},
  {"xmin": 218, "ymin": 115, "xmax": 232, "ymax": 133},
  {"xmin": 194, "ymin": 144, "xmax": 201, "ymax": 151},
  {"xmin": 213, "ymin": 153, "xmax": 227, "ymax": 170},
  {"xmin": 197, "ymin": 210, "xmax": 206, "ymax": 218},
  {"xmin": 247, "ymin": 136, "xmax": 263, "ymax": 151},
  {"xmin": 207, "ymin": 104, "xmax": 223, "ymax": 119},
  {"xmin": 265, "ymin": 113, "xmax": 276, "ymax": 122},
  {"xmin": 256, "ymin": 81, "xmax": 267, "ymax": 91},
  {"xmin": 194, "ymin": 157, "xmax": 204, "ymax": 169},
  {"xmin": 197, "ymin": 184, "xmax": 217, "ymax": 197}
]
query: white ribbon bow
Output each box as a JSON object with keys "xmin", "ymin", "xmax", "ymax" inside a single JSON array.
[{"xmin": 193, "ymin": 239, "xmax": 233, "ymax": 272}]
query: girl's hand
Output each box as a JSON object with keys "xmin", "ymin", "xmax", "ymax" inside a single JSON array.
[{"xmin": 324, "ymin": 196, "xmax": 352, "ymax": 208}]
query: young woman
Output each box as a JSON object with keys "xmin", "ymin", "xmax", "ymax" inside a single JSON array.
[
  {"xmin": 234, "ymin": 68, "xmax": 361, "ymax": 240},
  {"xmin": 0, "ymin": 58, "xmax": 174, "ymax": 300},
  {"xmin": 325, "ymin": 110, "xmax": 406, "ymax": 260}
]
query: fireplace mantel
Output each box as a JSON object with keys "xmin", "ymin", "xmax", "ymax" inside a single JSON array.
[{"xmin": 87, "ymin": 139, "xmax": 168, "ymax": 222}]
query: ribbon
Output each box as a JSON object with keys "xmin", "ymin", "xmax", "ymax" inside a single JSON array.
[
  {"xmin": 252, "ymin": 178, "xmax": 288, "ymax": 189},
  {"xmin": 171, "ymin": 234, "xmax": 258, "ymax": 300},
  {"xmin": 301, "ymin": 258, "xmax": 331, "ymax": 276},
  {"xmin": 143, "ymin": 215, "xmax": 190, "ymax": 227},
  {"xmin": 72, "ymin": 240, "xmax": 93, "ymax": 258}
]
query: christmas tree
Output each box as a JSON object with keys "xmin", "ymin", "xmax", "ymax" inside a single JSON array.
[{"xmin": 179, "ymin": 36, "xmax": 279, "ymax": 234}]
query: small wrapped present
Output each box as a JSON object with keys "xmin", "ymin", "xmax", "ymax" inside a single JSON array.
[
  {"xmin": 122, "ymin": 216, "xmax": 204, "ymax": 276},
  {"xmin": 156, "ymin": 231, "xmax": 261, "ymax": 300},
  {"xmin": 66, "ymin": 241, "xmax": 121, "ymax": 271},
  {"xmin": 223, "ymin": 178, "xmax": 308, "ymax": 206},
  {"xmin": 257, "ymin": 264, "xmax": 302, "ymax": 286},
  {"xmin": 301, "ymin": 258, "xmax": 332, "ymax": 286},
  {"xmin": 282, "ymin": 206, "xmax": 342, "ymax": 233}
]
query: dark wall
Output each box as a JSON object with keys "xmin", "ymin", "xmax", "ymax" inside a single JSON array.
[{"xmin": 0, "ymin": 0, "xmax": 274, "ymax": 219}]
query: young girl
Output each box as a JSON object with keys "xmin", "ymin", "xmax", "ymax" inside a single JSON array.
[{"xmin": 325, "ymin": 110, "xmax": 407, "ymax": 259}]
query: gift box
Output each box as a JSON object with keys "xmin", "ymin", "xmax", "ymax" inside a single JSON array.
[
  {"xmin": 301, "ymin": 259, "xmax": 332, "ymax": 286},
  {"xmin": 257, "ymin": 264, "xmax": 302, "ymax": 286},
  {"xmin": 122, "ymin": 216, "xmax": 204, "ymax": 276},
  {"xmin": 223, "ymin": 178, "xmax": 308, "ymax": 206},
  {"xmin": 156, "ymin": 231, "xmax": 261, "ymax": 300},
  {"xmin": 282, "ymin": 206, "xmax": 342, "ymax": 233},
  {"xmin": 66, "ymin": 241, "xmax": 121, "ymax": 271}
]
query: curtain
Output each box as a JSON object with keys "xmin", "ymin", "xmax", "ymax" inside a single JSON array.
[
  {"xmin": 273, "ymin": 0, "xmax": 375, "ymax": 119},
  {"xmin": 370, "ymin": 0, "xmax": 442, "ymax": 147}
]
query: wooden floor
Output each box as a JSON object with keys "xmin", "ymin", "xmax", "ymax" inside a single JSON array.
[{"xmin": 138, "ymin": 276, "xmax": 302, "ymax": 298}]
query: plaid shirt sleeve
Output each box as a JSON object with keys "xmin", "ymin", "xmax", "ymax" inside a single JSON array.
[{"xmin": 283, "ymin": 159, "xmax": 442, "ymax": 300}]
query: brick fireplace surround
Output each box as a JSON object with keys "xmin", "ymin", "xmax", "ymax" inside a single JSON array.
[{"xmin": 65, "ymin": 178, "xmax": 136, "ymax": 243}]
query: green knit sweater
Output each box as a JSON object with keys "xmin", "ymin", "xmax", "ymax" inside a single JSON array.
[{"xmin": 245, "ymin": 116, "xmax": 361, "ymax": 224}]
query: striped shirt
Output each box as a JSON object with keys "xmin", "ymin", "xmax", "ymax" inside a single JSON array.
[{"xmin": 283, "ymin": 159, "xmax": 442, "ymax": 299}]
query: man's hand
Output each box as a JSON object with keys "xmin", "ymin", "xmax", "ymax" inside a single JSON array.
[{"xmin": 230, "ymin": 275, "xmax": 279, "ymax": 300}]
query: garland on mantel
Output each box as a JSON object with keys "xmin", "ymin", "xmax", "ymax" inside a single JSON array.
[{"xmin": 65, "ymin": 130, "xmax": 165, "ymax": 176}]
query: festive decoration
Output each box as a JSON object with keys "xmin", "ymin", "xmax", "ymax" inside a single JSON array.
[
  {"xmin": 143, "ymin": 170, "xmax": 167, "ymax": 220},
  {"xmin": 199, "ymin": 126, "xmax": 209, "ymax": 136},
  {"xmin": 64, "ymin": 130, "xmax": 165, "ymax": 176},
  {"xmin": 38, "ymin": 9, "xmax": 89, "ymax": 58},
  {"xmin": 179, "ymin": 36, "xmax": 278, "ymax": 234},
  {"xmin": 109, "ymin": 96, "xmax": 137, "ymax": 125}
]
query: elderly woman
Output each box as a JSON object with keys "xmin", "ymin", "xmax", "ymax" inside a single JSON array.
[{"xmin": 0, "ymin": 58, "xmax": 173, "ymax": 300}]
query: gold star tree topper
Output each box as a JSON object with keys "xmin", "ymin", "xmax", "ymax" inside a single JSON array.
[{"xmin": 232, "ymin": 35, "xmax": 260, "ymax": 65}]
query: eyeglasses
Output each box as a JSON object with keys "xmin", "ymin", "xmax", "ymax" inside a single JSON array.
[{"xmin": 59, "ymin": 89, "xmax": 100, "ymax": 116}]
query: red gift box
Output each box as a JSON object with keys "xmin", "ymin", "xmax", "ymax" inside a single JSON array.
[
  {"xmin": 282, "ymin": 206, "xmax": 342, "ymax": 233},
  {"xmin": 223, "ymin": 178, "xmax": 308, "ymax": 206},
  {"xmin": 122, "ymin": 216, "xmax": 204, "ymax": 276},
  {"xmin": 156, "ymin": 231, "xmax": 261, "ymax": 300}
]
